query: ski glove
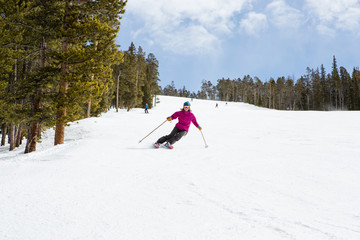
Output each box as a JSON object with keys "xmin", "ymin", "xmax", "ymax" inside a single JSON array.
[
  {"xmin": 167, "ymin": 117, "xmax": 172, "ymax": 121},
  {"xmin": 198, "ymin": 126, "xmax": 202, "ymax": 131}
]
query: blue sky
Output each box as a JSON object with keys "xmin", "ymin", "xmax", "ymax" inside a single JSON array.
[{"xmin": 116, "ymin": 0, "xmax": 360, "ymax": 92}]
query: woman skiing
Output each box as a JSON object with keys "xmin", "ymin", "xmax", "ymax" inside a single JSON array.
[{"xmin": 154, "ymin": 101, "xmax": 201, "ymax": 149}]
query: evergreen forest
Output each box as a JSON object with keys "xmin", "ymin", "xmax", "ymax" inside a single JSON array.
[
  {"xmin": 163, "ymin": 56, "xmax": 360, "ymax": 111},
  {"xmin": 0, "ymin": 0, "xmax": 161, "ymax": 153}
]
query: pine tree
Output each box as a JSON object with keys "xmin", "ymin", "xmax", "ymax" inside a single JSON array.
[
  {"xmin": 247, "ymin": 77, "xmax": 255, "ymax": 105},
  {"xmin": 112, "ymin": 50, "xmax": 124, "ymax": 112},
  {"xmin": 0, "ymin": 47, "xmax": 12, "ymax": 146},
  {"xmin": 284, "ymin": 78, "xmax": 295, "ymax": 110},
  {"xmin": 320, "ymin": 64, "xmax": 330, "ymax": 110},
  {"xmin": 339, "ymin": 67, "xmax": 350, "ymax": 110},
  {"xmin": 163, "ymin": 81, "xmax": 177, "ymax": 96},
  {"xmin": 304, "ymin": 68, "xmax": 312, "ymax": 110},
  {"xmin": 266, "ymin": 78, "xmax": 276, "ymax": 108},
  {"xmin": 0, "ymin": 0, "xmax": 34, "ymax": 151},
  {"xmin": 311, "ymin": 68, "xmax": 322, "ymax": 110},
  {"xmin": 206, "ymin": 81, "xmax": 215, "ymax": 100},
  {"xmin": 200, "ymin": 80, "xmax": 215, "ymax": 100},
  {"xmin": 353, "ymin": 69, "xmax": 360, "ymax": 109},
  {"xmin": 136, "ymin": 46, "xmax": 146, "ymax": 108},
  {"xmin": 350, "ymin": 68, "xmax": 360, "ymax": 110},
  {"xmin": 241, "ymin": 76, "xmax": 250, "ymax": 103},
  {"xmin": 331, "ymin": 56, "xmax": 341, "ymax": 109},
  {"xmin": 145, "ymin": 53, "xmax": 161, "ymax": 108},
  {"xmin": 294, "ymin": 77, "xmax": 306, "ymax": 110},
  {"xmin": 54, "ymin": 0, "xmax": 127, "ymax": 144},
  {"xmin": 254, "ymin": 77, "xmax": 263, "ymax": 107},
  {"xmin": 275, "ymin": 77, "xmax": 285, "ymax": 109},
  {"xmin": 119, "ymin": 42, "xmax": 139, "ymax": 111},
  {"xmin": 19, "ymin": 0, "xmax": 63, "ymax": 152}
]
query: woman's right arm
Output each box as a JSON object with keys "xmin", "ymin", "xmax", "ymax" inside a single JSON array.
[{"xmin": 170, "ymin": 111, "xmax": 179, "ymax": 120}]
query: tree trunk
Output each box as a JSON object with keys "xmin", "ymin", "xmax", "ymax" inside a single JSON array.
[
  {"xmin": 293, "ymin": 99, "xmax": 296, "ymax": 110},
  {"xmin": 120, "ymin": 95, "xmax": 123, "ymax": 109},
  {"xmin": 15, "ymin": 124, "xmax": 23, "ymax": 147},
  {"xmin": 306, "ymin": 95, "xmax": 309, "ymax": 110},
  {"xmin": 254, "ymin": 90, "xmax": 256, "ymax": 105},
  {"xmin": 28, "ymin": 41, "xmax": 46, "ymax": 152},
  {"xmin": 38, "ymin": 124, "xmax": 42, "ymax": 139},
  {"xmin": 24, "ymin": 125, "xmax": 30, "ymax": 153},
  {"xmin": 54, "ymin": 82, "xmax": 67, "ymax": 145},
  {"xmin": 116, "ymin": 71, "xmax": 121, "ymax": 112},
  {"xmin": 335, "ymin": 92, "xmax": 338, "ymax": 109},
  {"xmin": 87, "ymin": 99, "xmax": 91, "ymax": 118},
  {"xmin": 1, "ymin": 124, "xmax": 7, "ymax": 146},
  {"xmin": 54, "ymin": 0, "xmax": 72, "ymax": 145},
  {"xmin": 28, "ymin": 121, "xmax": 39, "ymax": 152},
  {"xmin": 54, "ymin": 35, "xmax": 69, "ymax": 145},
  {"xmin": 269, "ymin": 85, "xmax": 272, "ymax": 109},
  {"xmin": 14, "ymin": 124, "xmax": 19, "ymax": 146},
  {"xmin": 9, "ymin": 124, "xmax": 15, "ymax": 151},
  {"xmin": 86, "ymin": 41, "xmax": 98, "ymax": 118}
]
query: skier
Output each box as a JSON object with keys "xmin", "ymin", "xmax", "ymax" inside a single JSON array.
[
  {"xmin": 145, "ymin": 103, "xmax": 149, "ymax": 113},
  {"xmin": 154, "ymin": 101, "xmax": 201, "ymax": 149}
]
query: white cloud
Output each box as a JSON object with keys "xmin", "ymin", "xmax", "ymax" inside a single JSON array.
[
  {"xmin": 336, "ymin": 6, "xmax": 360, "ymax": 32},
  {"xmin": 124, "ymin": 0, "xmax": 254, "ymax": 55},
  {"xmin": 153, "ymin": 25, "xmax": 220, "ymax": 55},
  {"xmin": 266, "ymin": 0, "xmax": 304, "ymax": 29},
  {"xmin": 239, "ymin": 12, "xmax": 268, "ymax": 36},
  {"xmin": 316, "ymin": 24, "xmax": 336, "ymax": 37},
  {"xmin": 305, "ymin": 0, "xmax": 360, "ymax": 36}
]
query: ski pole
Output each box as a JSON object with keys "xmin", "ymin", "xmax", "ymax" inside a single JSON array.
[
  {"xmin": 139, "ymin": 119, "xmax": 167, "ymax": 143},
  {"xmin": 200, "ymin": 130, "xmax": 208, "ymax": 148}
]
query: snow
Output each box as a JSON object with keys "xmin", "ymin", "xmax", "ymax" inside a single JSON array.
[{"xmin": 1, "ymin": 95, "xmax": 360, "ymax": 240}]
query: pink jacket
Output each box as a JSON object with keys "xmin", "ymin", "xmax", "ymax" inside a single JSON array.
[{"xmin": 171, "ymin": 110, "xmax": 200, "ymax": 132}]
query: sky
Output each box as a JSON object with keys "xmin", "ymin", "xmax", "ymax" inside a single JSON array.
[
  {"xmin": 115, "ymin": 0, "xmax": 360, "ymax": 92},
  {"xmin": 1, "ymin": 96, "xmax": 360, "ymax": 239}
]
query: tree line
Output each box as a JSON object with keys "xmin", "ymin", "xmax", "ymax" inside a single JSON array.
[
  {"xmin": 0, "ymin": 0, "xmax": 160, "ymax": 153},
  {"xmin": 163, "ymin": 56, "xmax": 360, "ymax": 111}
]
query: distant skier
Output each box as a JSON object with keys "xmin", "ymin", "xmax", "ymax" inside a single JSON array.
[
  {"xmin": 154, "ymin": 101, "xmax": 201, "ymax": 149},
  {"xmin": 215, "ymin": 103, "xmax": 218, "ymax": 108},
  {"xmin": 145, "ymin": 103, "xmax": 149, "ymax": 113}
]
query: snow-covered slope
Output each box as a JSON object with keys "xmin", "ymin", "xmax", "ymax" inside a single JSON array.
[{"xmin": 1, "ymin": 95, "xmax": 360, "ymax": 240}]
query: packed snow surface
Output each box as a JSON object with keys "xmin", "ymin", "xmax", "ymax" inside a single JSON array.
[{"xmin": 1, "ymin": 95, "xmax": 360, "ymax": 240}]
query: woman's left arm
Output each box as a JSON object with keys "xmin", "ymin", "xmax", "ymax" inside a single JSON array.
[{"xmin": 192, "ymin": 114, "xmax": 201, "ymax": 129}]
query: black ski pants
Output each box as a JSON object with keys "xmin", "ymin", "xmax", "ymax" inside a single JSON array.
[{"xmin": 157, "ymin": 127, "xmax": 187, "ymax": 145}]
